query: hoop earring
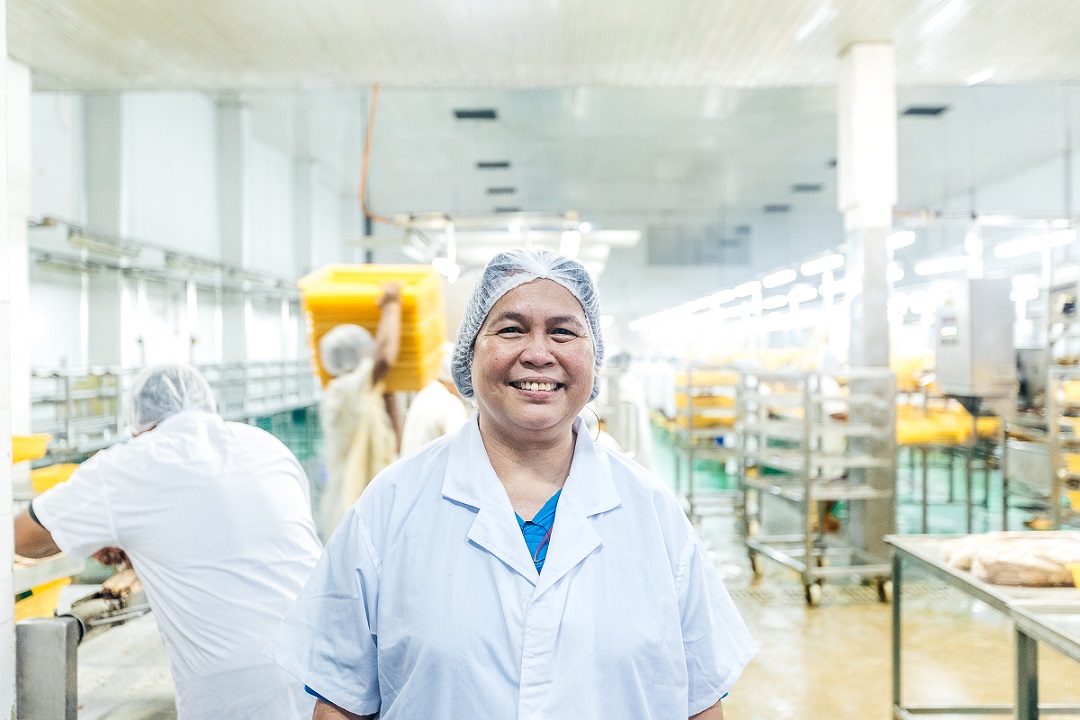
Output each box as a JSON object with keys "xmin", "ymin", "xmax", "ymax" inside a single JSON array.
[{"xmin": 584, "ymin": 405, "xmax": 601, "ymax": 442}]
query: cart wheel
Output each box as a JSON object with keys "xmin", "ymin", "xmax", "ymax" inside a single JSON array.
[
  {"xmin": 749, "ymin": 552, "xmax": 763, "ymax": 577},
  {"xmin": 876, "ymin": 578, "xmax": 893, "ymax": 603},
  {"xmin": 804, "ymin": 583, "xmax": 822, "ymax": 607}
]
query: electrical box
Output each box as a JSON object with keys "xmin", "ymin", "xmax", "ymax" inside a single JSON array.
[{"xmin": 935, "ymin": 277, "xmax": 1017, "ymax": 398}]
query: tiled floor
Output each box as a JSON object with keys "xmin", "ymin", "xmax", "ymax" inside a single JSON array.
[{"xmin": 67, "ymin": 417, "xmax": 1080, "ymax": 719}]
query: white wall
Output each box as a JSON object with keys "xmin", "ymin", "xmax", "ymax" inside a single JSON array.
[
  {"xmin": 123, "ymin": 93, "xmax": 219, "ymax": 256},
  {"xmin": 247, "ymin": 136, "xmax": 295, "ymax": 278},
  {"xmin": 30, "ymin": 93, "xmax": 85, "ymax": 222}
]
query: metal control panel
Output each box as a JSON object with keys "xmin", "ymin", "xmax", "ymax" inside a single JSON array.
[{"xmin": 935, "ymin": 277, "xmax": 1017, "ymax": 398}]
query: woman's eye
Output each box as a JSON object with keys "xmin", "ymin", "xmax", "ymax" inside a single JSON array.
[
  {"xmin": 552, "ymin": 328, "xmax": 578, "ymax": 339},
  {"xmin": 497, "ymin": 326, "xmax": 524, "ymax": 336}
]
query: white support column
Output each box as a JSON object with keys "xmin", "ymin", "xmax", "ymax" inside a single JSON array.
[
  {"xmin": 84, "ymin": 93, "xmax": 128, "ymax": 366},
  {"xmin": 1, "ymin": 18, "xmax": 19, "ymax": 716},
  {"xmin": 293, "ymin": 95, "xmax": 317, "ymax": 277},
  {"xmin": 217, "ymin": 96, "xmax": 251, "ymax": 363},
  {"xmin": 837, "ymin": 42, "xmax": 898, "ymax": 561},
  {"xmin": 7, "ymin": 62, "xmax": 31, "ymax": 493},
  {"xmin": 838, "ymin": 41, "xmax": 897, "ymax": 368}
]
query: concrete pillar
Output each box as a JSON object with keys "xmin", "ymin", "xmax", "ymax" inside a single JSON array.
[
  {"xmin": 217, "ymin": 97, "xmax": 251, "ymax": 363},
  {"xmin": 0, "ymin": 8, "xmax": 19, "ymax": 713},
  {"xmin": 7, "ymin": 62, "xmax": 31, "ymax": 470},
  {"xmin": 83, "ymin": 94, "xmax": 128, "ymax": 366},
  {"xmin": 837, "ymin": 42, "xmax": 898, "ymax": 560}
]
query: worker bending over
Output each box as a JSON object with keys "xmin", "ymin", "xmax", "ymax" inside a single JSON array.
[
  {"xmin": 317, "ymin": 282, "xmax": 402, "ymax": 539},
  {"xmin": 14, "ymin": 363, "xmax": 322, "ymax": 720}
]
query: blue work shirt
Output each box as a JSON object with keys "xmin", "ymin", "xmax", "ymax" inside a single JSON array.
[{"xmin": 515, "ymin": 490, "xmax": 561, "ymax": 573}]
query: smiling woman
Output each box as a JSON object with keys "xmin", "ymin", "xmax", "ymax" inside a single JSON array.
[{"xmin": 270, "ymin": 249, "xmax": 757, "ymax": 720}]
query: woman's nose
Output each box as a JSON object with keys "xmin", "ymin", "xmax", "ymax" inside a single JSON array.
[{"xmin": 520, "ymin": 333, "xmax": 555, "ymax": 365}]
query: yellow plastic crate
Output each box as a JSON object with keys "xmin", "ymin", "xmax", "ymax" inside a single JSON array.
[
  {"xmin": 299, "ymin": 264, "xmax": 447, "ymax": 393},
  {"xmin": 675, "ymin": 394, "xmax": 736, "ymax": 410},
  {"xmin": 14, "ymin": 577, "xmax": 70, "ymax": 621},
  {"xmin": 30, "ymin": 464, "xmax": 79, "ymax": 493},
  {"xmin": 12, "ymin": 434, "xmax": 51, "ymax": 464}
]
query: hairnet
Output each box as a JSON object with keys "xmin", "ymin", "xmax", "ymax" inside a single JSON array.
[
  {"xmin": 125, "ymin": 363, "xmax": 217, "ymax": 435},
  {"xmin": 452, "ymin": 249, "xmax": 604, "ymax": 401},
  {"xmin": 319, "ymin": 324, "xmax": 374, "ymax": 377}
]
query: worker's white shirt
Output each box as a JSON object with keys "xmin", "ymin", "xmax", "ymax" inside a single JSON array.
[
  {"xmin": 400, "ymin": 380, "xmax": 468, "ymax": 455},
  {"xmin": 270, "ymin": 416, "xmax": 756, "ymax": 719},
  {"xmin": 33, "ymin": 410, "xmax": 322, "ymax": 720}
]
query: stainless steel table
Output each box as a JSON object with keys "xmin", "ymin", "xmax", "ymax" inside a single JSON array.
[
  {"xmin": 1011, "ymin": 605, "xmax": 1080, "ymax": 720},
  {"xmin": 887, "ymin": 534, "xmax": 1080, "ymax": 720}
]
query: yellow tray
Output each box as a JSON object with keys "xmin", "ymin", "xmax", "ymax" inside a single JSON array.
[
  {"xmin": 12, "ymin": 434, "xmax": 51, "ymax": 464},
  {"xmin": 30, "ymin": 464, "xmax": 79, "ymax": 493},
  {"xmin": 14, "ymin": 577, "xmax": 70, "ymax": 621},
  {"xmin": 299, "ymin": 264, "xmax": 447, "ymax": 393}
]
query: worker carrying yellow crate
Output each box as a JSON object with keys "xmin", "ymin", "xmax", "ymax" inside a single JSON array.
[{"xmin": 299, "ymin": 264, "xmax": 448, "ymax": 538}]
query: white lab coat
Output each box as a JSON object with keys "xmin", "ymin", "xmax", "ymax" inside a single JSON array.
[
  {"xmin": 33, "ymin": 410, "xmax": 322, "ymax": 720},
  {"xmin": 400, "ymin": 380, "xmax": 468, "ymax": 455},
  {"xmin": 270, "ymin": 416, "xmax": 756, "ymax": 719}
]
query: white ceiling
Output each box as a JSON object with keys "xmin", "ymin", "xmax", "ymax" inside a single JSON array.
[
  {"xmin": 11, "ymin": 0, "xmax": 1080, "ymax": 90},
  {"xmin": 12, "ymin": 0, "xmax": 1080, "ymax": 322}
]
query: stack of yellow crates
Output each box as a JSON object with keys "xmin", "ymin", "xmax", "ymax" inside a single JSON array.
[{"xmin": 299, "ymin": 264, "xmax": 447, "ymax": 393}]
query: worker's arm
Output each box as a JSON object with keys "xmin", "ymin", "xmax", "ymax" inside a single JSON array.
[
  {"xmin": 14, "ymin": 506, "xmax": 61, "ymax": 559},
  {"xmin": 312, "ymin": 698, "xmax": 376, "ymax": 720},
  {"xmin": 371, "ymin": 283, "xmax": 402, "ymax": 386},
  {"xmin": 690, "ymin": 699, "xmax": 724, "ymax": 720}
]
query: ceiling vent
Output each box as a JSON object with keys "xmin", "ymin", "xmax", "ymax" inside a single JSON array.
[
  {"xmin": 454, "ymin": 108, "xmax": 498, "ymax": 120},
  {"xmin": 487, "ymin": 187, "xmax": 516, "ymax": 195},
  {"xmin": 902, "ymin": 105, "xmax": 949, "ymax": 117},
  {"xmin": 477, "ymin": 161, "xmax": 510, "ymax": 169},
  {"xmin": 792, "ymin": 183, "xmax": 823, "ymax": 193},
  {"xmin": 763, "ymin": 204, "xmax": 792, "ymax": 214},
  {"xmin": 494, "ymin": 206, "xmax": 521, "ymax": 213}
]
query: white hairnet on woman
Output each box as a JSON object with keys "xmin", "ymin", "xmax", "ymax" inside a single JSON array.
[
  {"xmin": 125, "ymin": 363, "xmax": 217, "ymax": 435},
  {"xmin": 319, "ymin": 324, "xmax": 376, "ymax": 377},
  {"xmin": 271, "ymin": 249, "xmax": 755, "ymax": 720},
  {"xmin": 452, "ymin": 248, "xmax": 605, "ymax": 401}
]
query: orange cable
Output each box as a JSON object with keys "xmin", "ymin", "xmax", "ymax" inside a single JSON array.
[{"xmin": 359, "ymin": 82, "xmax": 395, "ymax": 225}]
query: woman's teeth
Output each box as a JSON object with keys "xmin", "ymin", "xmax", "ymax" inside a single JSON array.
[{"xmin": 513, "ymin": 381, "xmax": 557, "ymax": 392}]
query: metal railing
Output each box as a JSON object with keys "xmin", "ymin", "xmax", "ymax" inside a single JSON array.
[{"xmin": 30, "ymin": 360, "xmax": 319, "ymax": 456}]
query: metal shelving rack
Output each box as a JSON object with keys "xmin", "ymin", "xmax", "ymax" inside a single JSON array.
[
  {"xmin": 1043, "ymin": 366, "xmax": 1080, "ymax": 528},
  {"xmin": 739, "ymin": 368, "xmax": 897, "ymax": 606},
  {"xmin": 672, "ymin": 364, "xmax": 742, "ymax": 520}
]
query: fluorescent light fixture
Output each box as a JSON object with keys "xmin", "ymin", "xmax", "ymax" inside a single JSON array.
[
  {"xmin": 1011, "ymin": 288, "xmax": 1038, "ymax": 302},
  {"xmin": 794, "ymin": 1, "xmax": 838, "ymax": 42},
  {"xmin": 761, "ymin": 294, "xmax": 788, "ymax": 311},
  {"xmin": 712, "ymin": 289, "xmax": 737, "ymax": 304},
  {"xmin": 578, "ymin": 221, "xmax": 592, "ymax": 233},
  {"xmin": 914, "ymin": 256, "xmax": 971, "ymax": 276},
  {"xmin": 559, "ymin": 229, "xmax": 582, "ymax": 259},
  {"xmin": 600, "ymin": 314, "xmax": 615, "ymax": 329},
  {"xmin": 918, "ymin": 0, "xmax": 967, "ymax": 40},
  {"xmin": 735, "ymin": 280, "xmax": 761, "ymax": 297},
  {"xmin": 887, "ymin": 231, "xmax": 916, "ymax": 251},
  {"xmin": 888, "ymin": 264, "xmax": 905, "ymax": 283},
  {"xmin": 819, "ymin": 277, "xmax": 848, "ymax": 296},
  {"xmin": 402, "ymin": 245, "xmax": 428, "ymax": 263},
  {"xmin": 993, "ymin": 229, "xmax": 1076, "ymax": 259},
  {"xmin": 1051, "ymin": 218, "xmax": 1071, "ymax": 229},
  {"xmin": 508, "ymin": 220, "xmax": 523, "ymax": 234},
  {"xmin": 762, "ymin": 268, "xmax": 797, "ymax": 289},
  {"xmin": 788, "ymin": 285, "xmax": 818, "ymax": 304},
  {"xmin": 800, "ymin": 253, "xmax": 844, "ymax": 276},
  {"xmin": 431, "ymin": 257, "xmax": 461, "ymax": 283},
  {"xmin": 628, "ymin": 319, "xmax": 643, "ymax": 332},
  {"xmin": 964, "ymin": 67, "xmax": 995, "ymax": 86}
]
